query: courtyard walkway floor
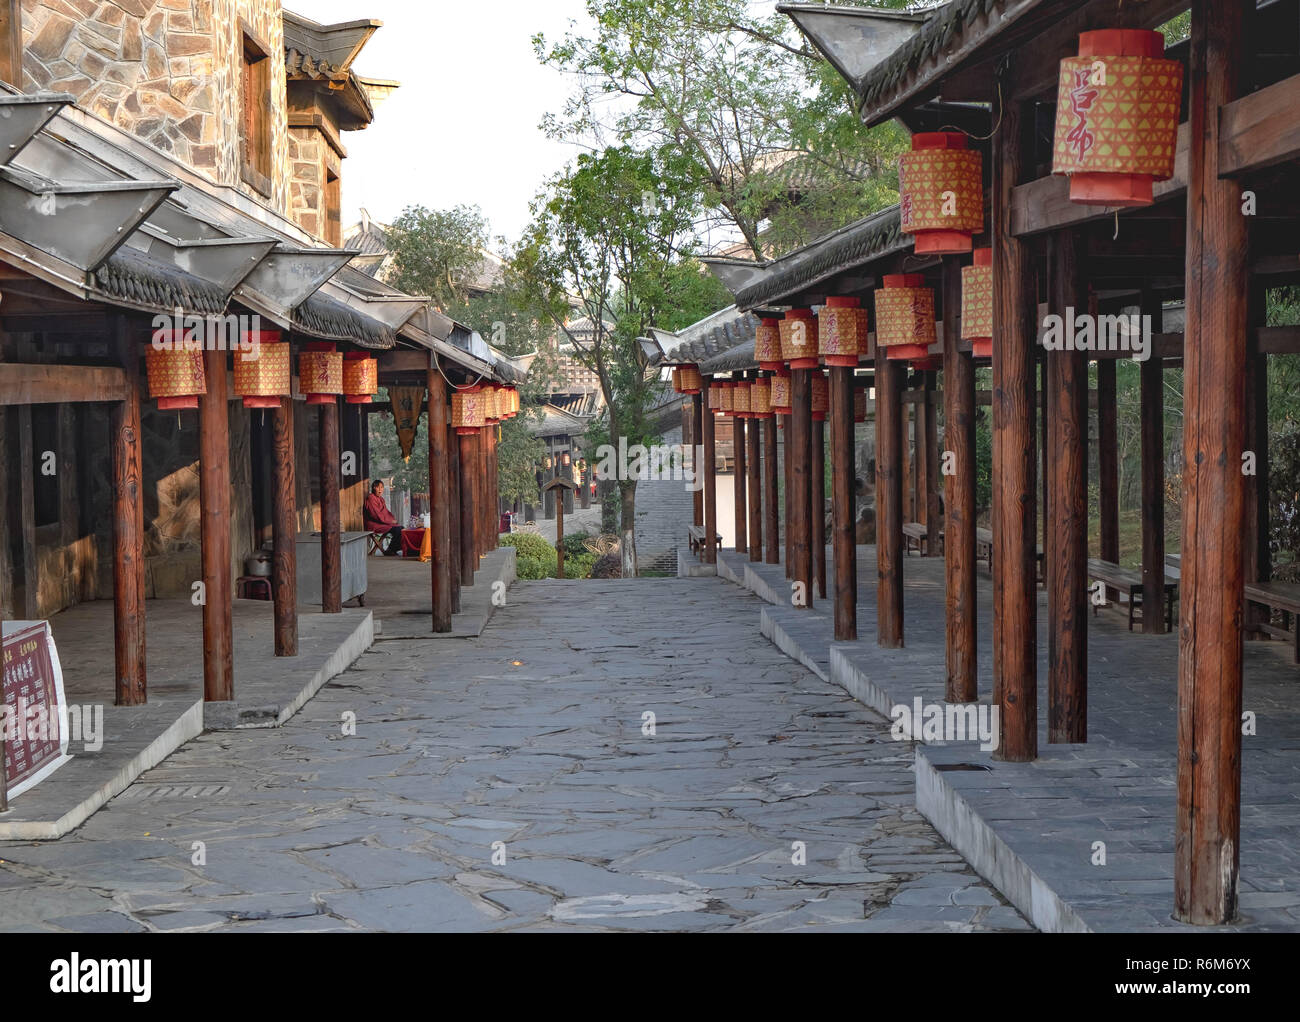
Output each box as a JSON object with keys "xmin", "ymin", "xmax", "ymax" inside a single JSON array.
[{"xmin": 0, "ymin": 577, "xmax": 1027, "ymax": 932}]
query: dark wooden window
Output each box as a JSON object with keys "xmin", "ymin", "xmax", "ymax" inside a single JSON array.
[
  {"xmin": 30, "ymin": 405, "xmax": 59, "ymax": 529},
  {"xmin": 325, "ymin": 169, "xmax": 341, "ymax": 247},
  {"xmin": 240, "ymin": 31, "xmax": 272, "ymax": 195},
  {"xmin": 1, "ymin": 0, "xmax": 22, "ymax": 87}
]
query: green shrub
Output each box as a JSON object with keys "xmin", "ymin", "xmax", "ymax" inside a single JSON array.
[
  {"xmin": 501, "ymin": 532, "xmax": 556, "ymax": 561},
  {"xmin": 561, "ymin": 531, "xmax": 592, "ymax": 558},
  {"xmin": 564, "ymin": 553, "xmax": 597, "ymax": 579},
  {"xmin": 517, "ymin": 552, "xmax": 557, "ymax": 580}
]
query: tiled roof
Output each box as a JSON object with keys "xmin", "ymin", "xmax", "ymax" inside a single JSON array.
[
  {"xmin": 285, "ymin": 48, "xmax": 349, "ymax": 81},
  {"xmin": 295, "ymin": 292, "xmax": 396, "ymax": 349},
  {"xmin": 733, "ymin": 205, "xmax": 904, "ymax": 311},
  {"xmin": 659, "ymin": 306, "xmax": 759, "ymax": 365},
  {"xmin": 699, "ymin": 338, "xmax": 757, "ymax": 376},
  {"xmin": 93, "ymin": 245, "xmax": 230, "ymax": 316}
]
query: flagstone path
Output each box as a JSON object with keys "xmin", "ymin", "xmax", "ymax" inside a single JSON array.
[{"xmin": 0, "ymin": 578, "xmax": 1030, "ymax": 932}]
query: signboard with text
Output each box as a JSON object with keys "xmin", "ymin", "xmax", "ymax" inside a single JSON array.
[{"xmin": 2, "ymin": 621, "xmax": 71, "ymax": 801}]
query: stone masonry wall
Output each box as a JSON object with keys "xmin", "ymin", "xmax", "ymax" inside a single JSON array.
[
  {"xmin": 286, "ymin": 122, "xmax": 339, "ymax": 242},
  {"xmin": 21, "ymin": 0, "xmax": 290, "ymax": 213}
]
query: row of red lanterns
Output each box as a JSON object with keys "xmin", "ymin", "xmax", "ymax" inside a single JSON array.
[
  {"xmin": 707, "ymin": 373, "xmax": 866, "ymax": 424},
  {"xmin": 145, "ymin": 331, "xmax": 380, "ymax": 411},
  {"xmin": 452, "ymin": 383, "xmax": 520, "ymax": 436}
]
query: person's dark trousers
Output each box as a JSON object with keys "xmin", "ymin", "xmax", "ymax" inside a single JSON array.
[{"xmin": 371, "ymin": 525, "xmax": 403, "ymax": 555}]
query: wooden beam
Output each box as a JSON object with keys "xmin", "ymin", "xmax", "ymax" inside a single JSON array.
[
  {"xmin": 0, "ymin": 364, "xmax": 129, "ymax": 404},
  {"xmin": 991, "ymin": 84, "xmax": 1039, "ymax": 763},
  {"xmin": 319, "ymin": 399, "xmax": 342, "ymax": 614},
  {"xmin": 376, "ymin": 349, "xmax": 431, "ymax": 374},
  {"xmin": 830, "ymin": 365, "xmax": 857, "ymax": 641},
  {"xmin": 764, "ymin": 415, "xmax": 780, "ymax": 565},
  {"xmin": 1, "ymin": 0, "xmax": 22, "ymax": 89},
  {"xmin": 112, "ymin": 320, "xmax": 147, "ymax": 705},
  {"xmin": 875, "ymin": 349, "xmax": 903, "ymax": 647},
  {"xmin": 200, "ymin": 347, "xmax": 233, "ymax": 702},
  {"xmin": 1220, "ymin": 69, "xmax": 1300, "ymax": 176},
  {"xmin": 943, "ymin": 258, "xmax": 977, "ymax": 703},
  {"xmin": 1047, "ymin": 231, "xmax": 1089, "ymax": 744},
  {"xmin": 1176, "ymin": 0, "xmax": 1249, "ymax": 927}
]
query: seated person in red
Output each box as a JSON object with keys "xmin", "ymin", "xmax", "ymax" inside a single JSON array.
[{"xmin": 364, "ymin": 480, "xmax": 402, "ymax": 556}]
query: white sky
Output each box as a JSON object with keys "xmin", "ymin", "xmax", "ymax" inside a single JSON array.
[{"xmin": 288, "ymin": 0, "xmax": 592, "ymax": 249}]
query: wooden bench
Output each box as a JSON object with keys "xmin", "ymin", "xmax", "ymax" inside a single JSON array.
[
  {"xmin": 1244, "ymin": 581, "xmax": 1300, "ymax": 663},
  {"xmin": 903, "ymin": 522, "xmax": 928, "ymax": 556},
  {"xmin": 974, "ymin": 527, "xmax": 1044, "ymax": 581},
  {"xmin": 687, "ymin": 524, "xmax": 722, "ymax": 558},
  {"xmin": 1087, "ymin": 558, "xmax": 1178, "ymax": 632}
]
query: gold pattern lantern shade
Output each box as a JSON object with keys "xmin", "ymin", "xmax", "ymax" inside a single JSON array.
[
  {"xmin": 810, "ymin": 371, "xmax": 829, "ymax": 422},
  {"xmin": 482, "ymin": 384, "xmax": 500, "ymax": 425},
  {"xmin": 677, "ymin": 363, "xmax": 702, "ymax": 395},
  {"xmin": 732, "ymin": 379, "xmax": 751, "ymax": 418},
  {"xmin": 770, "ymin": 369, "xmax": 792, "ymax": 416},
  {"xmin": 876, "ymin": 275, "xmax": 937, "ymax": 362},
  {"xmin": 298, "ymin": 344, "xmax": 344, "ymax": 406},
  {"xmin": 818, "ymin": 297, "xmax": 865, "ymax": 367},
  {"xmin": 780, "ymin": 309, "xmax": 819, "ymax": 369},
  {"xmin": 342, "ymin": 352, "xmax": 379, "ymax": 404},
  {"xmin": 233, "ymin": 329, "xmax": 290, "ymax": 410},
  {"xmin": 899, "ymin": 132, "xmax": 984, "ymax": 255},
  {"xmin": 146, "ymin": 331, "xmax": 206, "ymax": 411},
  {"xmin": 451, "ymin": 385, "xmax": 485, "ymax": 436},
  {"xmin": 750, "ymin": 377, "xmax": 772, "ymax": 418},
  {"xmin": 1052, "ymin": 29, "xmax": 1183, "ymax": 207},
  {"xmin": 717, "ymin": 380, "xmax": 735, "ymax": 417},
  {"xmin": 962, "ymin": 248, "xmax": 994, "ymax": 358},
  {"xmin": 755, "ymin": 317, "xmax": 784, "ymax": 371},
  {"xmin": 707, "ymin": 379, "xmax": 722, "ymax": 414}
]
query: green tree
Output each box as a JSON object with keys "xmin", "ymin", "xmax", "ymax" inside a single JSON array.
[
  {"xmin": 512, "ymin": 145, "xmax": 708, "ymax": 575},
  {"xmin": 535, "ymin": 0, "xmax": 912, "ymax": 260}
]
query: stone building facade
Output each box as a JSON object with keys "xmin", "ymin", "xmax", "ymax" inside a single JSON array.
[{"xmin": 21, "ymin": 0, "xmax": 293, "ymax": 213}]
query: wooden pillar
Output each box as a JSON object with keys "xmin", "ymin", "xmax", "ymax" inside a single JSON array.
[
  {"xmin": 943, "ymin": 259, "xmax": 977, "ymax": 702},
  {"xmin": 429, "ymin": 372, "xmax": 452, "ymax": 632},
  {"xmin": 831, "ymin": 366, "xmax": 857, "ymax": 640},
  {"xmin": 1097, "ymin": 359, "xmax": 1120, "ymax": 576},
  {"xmin": 1176, "ymin": 0, "xmax": 1249, "ymax": 926},
  {"xmin": 991, "ymin": 85, "xmax": 1038, "ymax": 762},
  {"xmin": 915, "ymin": 382, "xmax": 928, "ymax": 531},
  {"xmin": 459, "ymin": 431, "xmax": 477, "ymax": 585},
  {"xmin": 448, "ymin": 419, "xmax": 463, "ymax": 612},
  {"xmin": 319, "ymin": 399, "xmax": 342, "ymax": 614},
  {"xmin": 747, "ymin": 396, "xmax": 762, "ymax": 561},
  {"xmin": 901, "ymin": 400, "xmax": 913, "ymax": 523},
  {"xmin": 1140, "ymin": 292, "xmax": 1167, "ymax": 635},
  {"xmin": 692, "ymin": 394, "xmax": 704, "ymax": 528},
  {"xmin": 112, "ymin": 321, "xmax": 147, "ymax": 705},
  {"xmin": 478, "ymin": 431, "xmax": 489, "ymax": 558},
  {"xmin": 812, "ymin": 415, "xmax": 826, "ymax": 599},
  {"xmin": 1244, "ymin": 284, "xmax": 1270, "ymax": 634},
  {"xmin": 733, "ymin": 415, "xmax": 747, "ymax": 553},
  {"xmin": 764, "ymin": 414, "xmax": 780, "ymax": 565},
  {"xmin": 923, "ymin": 372, "xmax": 940, "ymax": 556},
  {"xmin": 1047, "ymin": 231, "xmax": 1088, "ymax": 743},
  {"xmin": 272, "ymin": 395, "xmax": 298, "ymax": 657},
  {"xmin": 199, "ymin": 347, "xmax": 233, "ymax": 701},
  {"xmin": 702, "ymin": 378, "xmax": 717, "ymax": 565},
  {"xmin": 791, "ymin": 369, "xmax": 813, "ymax": 606},
  {"xmin": 783, "ymin": 414, "xmax": 793, "ymax": 576},
  {"xmin": 555, "ymin": 496, "xmax": 566, "ymax": 578},
  {"xmin": 876, "ymin": 349, "xmax": 903, "ymax": 646}
]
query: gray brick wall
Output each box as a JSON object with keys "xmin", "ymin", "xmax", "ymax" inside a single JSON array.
[{"xmin": 634, "ymin": 426, "xmax": 697, "ymax": 573}]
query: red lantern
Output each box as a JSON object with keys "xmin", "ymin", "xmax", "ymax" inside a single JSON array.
[
  {"xmin": 717, "ymin": 380, "xmax": 734, "ymax": 417},
  {"xmin": 811, "ymin": 372, "xmax": 829, "ymax": 422},
  {"xmin": 342, "ymin": 352, "xmax": 378, "ymax": 404},
  {"xmin": 452, "ymin": 386, "xmax": 484, "ymax": 435},
  {"xmin": 876, "ymin": 275, "xmax": 937, "ymax": 362},
  {"xmin": 298, "ymin": 343, "xmax": 344, "ymax": 406},
  {"xmin": 146, "ymin": 331, "xmax": 206, "ymax": 410},
  {"xmin": 818, "ymin": 297, "xmax": 865, "ymax": 367},
  {"xmin": 899, "ymin": 132, "xmax": 983, "ymax": 255},
  {"xmin": 770, "ymin": 369, "xmax": 792, "ymax": 416},
  {"xmin": 755, "ymin": 317, "xmax": 784, "ymax": 372},
  {"xmin": 234, "ymin": 330, "xmax": 290, "ymax": 409},
  {"xmin": 707, "ymin": 380, "xmax": 722, "ymax": 414},
  {"xmin": 962, "ymin": 248, "xmax": 994, "ymax": 358},
  {"xmin": 779, "ymin": 309, "xmax": 819, "ymax": 369},
  {"xmin": 911, "ymin": 357, "xmax": 942, "ymax": 372},
  {"xmin": 1051, "ymin": 29, "xmax": 1183, "ymax": 207},
  {"xmin": 751, "ymin": 377, "xmax": 772, "ymax": 418}
]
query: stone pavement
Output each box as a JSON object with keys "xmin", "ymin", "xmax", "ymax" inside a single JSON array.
[{"xmin": 0, "ymin": 578, "xmax": 1029, "ymax": 932}]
